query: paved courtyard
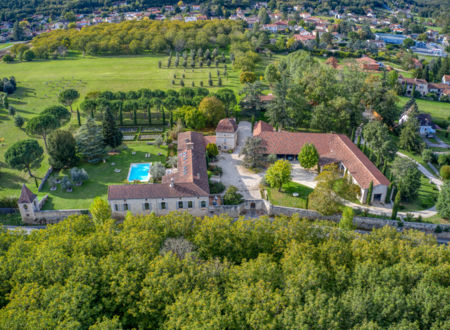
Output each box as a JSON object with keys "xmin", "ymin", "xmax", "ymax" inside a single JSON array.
[{"xmin": 214, "ymin": 121, "xmax": 318, "ymax": 199}]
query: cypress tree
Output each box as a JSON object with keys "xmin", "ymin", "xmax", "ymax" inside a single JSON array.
[
  {"xmin": 102, "ymin": 108, "xmax": 123, "ymax": 149},
  {"xmin": 119, "ymin": 108, "xmax": 123, "ymax": 125},
  {"xmin": 75, "ymin": 118, "xmax": 105, "ymax": 164},
  {"xmin": 133, "ymin": 109, "xmax": 137, "ymax": 125},
  {"xmin": 366, "ymin": 181, "xmax": 373, "ymax": 205},
  {"xmin": 357, "ymin": 134, "xmax": 361, "ymax": 148},
  {"xmin": 385, "ymin": 183, "xmax": 393, "ymax": 203},
  {"xmin": 351, "ymin": 128, "xmax": 355, "ymax": 143},
  {"xmin": 147, "ymin": 107, "xmax": 152, "ymax": 125},
  {"xmin": 382, "ymin": 161, "xmax": 387, "ymax": 174},
  {"xmin": 169, "ymin": 112, "xmax": 173, "ymax": 128},
  {"xmin": 391, "ymin": 191, "xmax": 401, "ymax": 220},
  {"xmin": 76, "ymin": 108, "xmax": 81, "ymax": 126},
  {"xmin": 162, "ymin": 108, "xmax": 166, "ymax": 126}
]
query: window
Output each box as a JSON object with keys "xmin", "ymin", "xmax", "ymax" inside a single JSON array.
[
  {"xmin": 200, "ymin": 201, "xmax": 206, "ymax": 208},
  {"xmin": 23, "ymin": 204, "xmax": 28, "ymax": 210},
  {"xmin": 123, "ymin": 203, "xmax": 128, "ymax": 211},
  {"xmin": 114, "ymin": 204, "xmax": 119, "ymax": 211},
  {"xmin": 161, "ymin": 202, "xmax": 167, "ymax": 210},
  {"xmin": 144, "ymin": 202, "xmax": 150, "ymax": 210},
  {"xmin": 178, "ymin": 201, "xmax": 184, "ymax": 209},
  {"xmin": 187, "ymin": 201, "xmax": 193, "ymax": 208}
]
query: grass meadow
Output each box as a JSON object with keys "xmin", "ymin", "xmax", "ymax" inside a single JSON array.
[
  {"xmin": 397, "ymin": 96, "xmax": 450, "ymax": 124},
  {"xmin": 0, "ymin": 52, "xmax": 240, "ymax": 206}
]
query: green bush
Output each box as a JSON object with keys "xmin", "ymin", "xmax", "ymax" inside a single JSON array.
[
  {"xmin": 440, "ymin": 165, "xmax": 450, "ymax": 180},
  {"xmin": 209, "ymin": 181, "xmax": 225, "ymax": 194}
]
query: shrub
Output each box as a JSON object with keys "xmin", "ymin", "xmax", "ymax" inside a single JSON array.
[
  {"xmin": 209, "ymin": 181, "xmax": 225, "ymax": 194},
  {"xmin": 14, "ymin": 115, "xmax": 25, "ymax": 128},
  {"xmin": 440, "ymin": 165, "xmax": 450, "ymax": 180},
  {"xmin": 223, "ymin": 185, "xmax": 244, "ymax": 205}
]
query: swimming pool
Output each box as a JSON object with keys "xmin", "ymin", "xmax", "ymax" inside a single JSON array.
[{"xmin": 127, "ymin": 163, "xmax": 152, "ymax": 182}]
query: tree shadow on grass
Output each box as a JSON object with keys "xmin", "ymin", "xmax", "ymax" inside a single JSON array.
[{"xmin": 0, "ymin": 169, "xmax": 26, "ymax": 193}]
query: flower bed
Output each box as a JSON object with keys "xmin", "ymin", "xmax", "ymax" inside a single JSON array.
[
  {"xmin": 122, "ymin": 135, "xmax": 136, "ymax": 141},
  {"xmin": 141, "ymin": 127, "xmax": 163, "ymax": 133},
  {"xmin": 139, "ymin": 134, "xmax": 161, "ymax": 140},
  {"xmin": 120, "ymin": 127, "xmax": 138, "ymax": 133}
]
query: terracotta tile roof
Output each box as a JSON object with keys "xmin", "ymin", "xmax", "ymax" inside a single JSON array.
[
  {"xmin": 108, "ymin": 182, "xmax": 208, "ymax": 200},
  {"xmin": 356, "ymin": 56, "xmax": 378, "ymax": 65},
  {"xmin": 254, "ymin": 126, "xmax": 389, "ymax": 189},
  {"xmin": 18, "ymin": 184, "xmax": 37, "ymax": 203},
  {"xmin": 203, "ymin": 135, "xmax": 216, "ymax": 145},
  {"xmin": 216, "ymin": 118, "xmax": 238, "ymax": 133},
  {"xmin": 259, "ymin": 94, "xmax": 275, "ymax": 102},
  {"xmin": 108, "ymin": 131, "xmax": 209, "ymax": 201},
  {"xmin": 253, "ymin": 121, "xmax": 274, "ymax": 136}
]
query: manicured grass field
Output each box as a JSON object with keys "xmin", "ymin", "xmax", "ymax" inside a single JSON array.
[
  {"xmin": 397, "ymin": 97, "xmax": 450, "ymax": 124},
  {"xmin": 0, "ymin": 42, "xmax": 13, "ymax": 50},
  {"xmin": 40, "ymin": 142, "xmax": 167, "ymax": 210},
  {"xmin": 266, "ymin": 181, "xmax": 313, "ymax": 209},
  {"xmin": 0, "ymin": 53, "xmax": 242, "ymax": 204}
]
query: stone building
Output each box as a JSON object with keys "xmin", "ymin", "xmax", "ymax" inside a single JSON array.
[
  {"xmin": 215, "ymin": 118, "xmax": 238, "ymax": 151},
  {"xmin": 253, "ymin": 121, "xmax": 390, "ymax": 204},
  {"xmin": 108, "ymin": 131, "xmax": 210, "ymax": 218}
]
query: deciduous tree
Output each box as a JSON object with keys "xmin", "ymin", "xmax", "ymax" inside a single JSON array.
[
  {"xmin": 298, "ymin": 143, "xmax": 319, "ymax": 169},
  {"xmin": 265, "ymin": 159, "xmax": 292, "ymax": 191}
]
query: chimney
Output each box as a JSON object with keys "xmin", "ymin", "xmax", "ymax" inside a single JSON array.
[
  {"xmin": 186, "ymin": 142, "xmax": 194, "ymax": 150},
  {"xmin": 170, "ymin": 177, "xmax": 174, "ymax": 188}
]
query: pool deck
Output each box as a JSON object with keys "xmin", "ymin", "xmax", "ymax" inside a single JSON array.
[{"xmin": 127, "ymin": 162, "xmax": 152, "ymax": 182}]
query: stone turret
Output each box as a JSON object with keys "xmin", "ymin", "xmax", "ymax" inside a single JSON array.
[{"xmin": 17, "ymin": 184, "xmax": 39, "ymax": 222}]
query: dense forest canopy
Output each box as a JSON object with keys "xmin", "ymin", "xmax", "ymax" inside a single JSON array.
[{"xmin": 0, "ymin": 213, "xmax": 448, "ymax": 328}]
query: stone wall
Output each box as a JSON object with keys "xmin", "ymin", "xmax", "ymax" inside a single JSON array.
[
  {"xmin": 268, "ymin": 204, "xmax": 450, "ymax": 240},
  {"xmin": 23, "ymin": 209, "xmax": 89, "ymax": 225},
  {"xmin": 38, "ymin": 167, "xmax": 53, "ymax": 192}
]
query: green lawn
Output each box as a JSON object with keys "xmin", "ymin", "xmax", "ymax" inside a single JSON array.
[
  {"xmin": 436, "ymin": 129, "xmax": 450, "ymax": 144},
  {"xmin": 267, "ymin": 181, "xmax": 313, "ymax": 209},
  {"xmin": 400, "ymin": 175, "xmax": 439, "ymax": 212},
  {"xmin": 397, "ymin": 97, "xmax": 450, "ymax": 125},
  {"xmin": 0, "ymin": 43, "xmax": 13, "ymax": 50},
  {"xmin": 39, "ymin": 142, "xmax": 167, "ymax": 210},
  {"xmin": 0, "ymin": 52, "xmax": 244, "ymax": 206}
]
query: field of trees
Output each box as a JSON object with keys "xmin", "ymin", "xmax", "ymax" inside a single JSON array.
[{"xmin": 0, "ymin": 213, "xmax": 447, "ymax": 328}]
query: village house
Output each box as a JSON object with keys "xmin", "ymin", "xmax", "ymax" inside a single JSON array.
[
  {"xmin": 398, "ymin": 75, "xmax": 450, "ymax": 99},
  {"xmin": 398, "ymin": 76, "xmax": 429, "ymax": 96},
  {"xmin": 253, "ymin": 121, "xmax": 390, "ymax": 204},
  {"xmin": 399, "ymin": 110, "xmax": 439, "ymax": 137},
  {"xmin": 442, "ymin": 75, "xmax": 450, "ymax": 85},
  {"xmin": 356, "ymin": 56, "xmax": 380, "ymax": 71}
]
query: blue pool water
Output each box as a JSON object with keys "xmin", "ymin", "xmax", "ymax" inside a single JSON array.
[{"xmin": 128, "ymin": 163, "xmax": 151, "ymax": 182}]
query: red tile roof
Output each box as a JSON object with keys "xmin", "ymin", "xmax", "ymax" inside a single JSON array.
[
  {"xmin": 203, "ymin": 135, "xmax": 216, "ymax": 145},
  {"xmin": 253, "ymin": 123, "xmax": 389, "ymax": 189},
  {"xmin": 259, "ymin": 94, "xmax": 275, "ymax": 102},
  {"xmin": 18, "ymin": 184, "xmax": 37, "ymax": 203},
  {"xmin": 216, "ymin": 118, "xmax": 238, "ymax": 133},
  {"xmin": 253, "ymin": 121, "xmax": 274, "ymax": 136},
  {"xmin": 108, "ymin": 131, "xmax": 209, "ymax": 201}
]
